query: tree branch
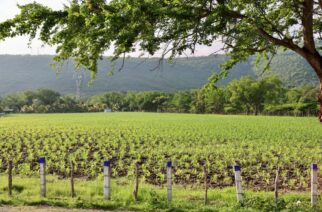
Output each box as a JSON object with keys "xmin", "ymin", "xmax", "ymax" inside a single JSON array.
[
  {"xmin": 202, "ymin": 4, "xmax": 300, "ymax": 55},
  {"xmin": 257, "ymin": 28, "xmax": 301, "ymax": 52},
  {"xmin": 224, "ymin": 41, "xmax": 268, "ymax": 53},
  {"xmin": 302, "ymin": 0, "xmax": 316, "ymax": 53},
  {"xmin": 117, "ymin": 53, "xmax": 126, "ymax": 72}
]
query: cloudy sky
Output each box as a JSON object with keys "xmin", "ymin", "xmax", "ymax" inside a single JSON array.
[
  {"xmin": 0, "ymin": 0, "xmax": 220, "ymax": 56},
  {"xmin": 0, "ymin": 0, "xmax": 66, "ymax": 55}
]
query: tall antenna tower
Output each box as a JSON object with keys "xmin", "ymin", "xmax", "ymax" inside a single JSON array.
[{"xmin": 75, "ymin": 69, "xmax": 85, "ymax": 101}]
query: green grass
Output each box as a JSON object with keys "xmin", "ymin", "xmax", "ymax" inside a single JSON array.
[
  {"xmin": 0, "ymin": 113, "xmax": 321, "ymax": 211},
  {"xmin": 0, "ymin": 175, "xmax": 320, "ymax": 211}
]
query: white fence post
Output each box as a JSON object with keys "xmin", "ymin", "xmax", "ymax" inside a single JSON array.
[
  {"xmin": 311, "ymin": 163, "xmax": 318, "ymax": 206},
  {"xmin": 167, "ymin": 161, "xmax": 172, "ymax": 202},
  {"xmin": 234, "ymin": 164, "xmax": 243, "ymax": 203},
  {"xmin": 104, "ymin": 160, "xmax": 111, "ymax": 200},
  {"xmin": 39, "ymin": 157, "xmax": 46, "ymax": 197}
]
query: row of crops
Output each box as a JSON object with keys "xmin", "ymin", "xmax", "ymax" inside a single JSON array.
[{"xmin": 0, "ymin": 113, "xmax": 321, "ymax": 191}]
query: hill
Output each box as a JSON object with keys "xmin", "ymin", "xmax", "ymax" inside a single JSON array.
[{"xmin": 0, "ymin": 52, "xmax": 319, "ymax": 96}]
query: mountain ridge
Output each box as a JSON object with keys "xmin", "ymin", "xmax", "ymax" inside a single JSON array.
[{"xmin": 0, "ymin": 53, "xmax": 318, "ymax": 96}]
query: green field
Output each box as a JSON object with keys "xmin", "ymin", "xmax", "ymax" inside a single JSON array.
[{"xmin": 0, "ymin": 113, "xmax": 321, "ymax": 211}]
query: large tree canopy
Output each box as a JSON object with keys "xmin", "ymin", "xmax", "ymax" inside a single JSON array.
[{"xmin": 0, "ymin": 0, "xmax": 322, "ymax": 120}]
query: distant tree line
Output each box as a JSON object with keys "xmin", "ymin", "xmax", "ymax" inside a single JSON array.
[{"xmin": 0, "ymin": 76, "xmax": 319, "ymax": 116}]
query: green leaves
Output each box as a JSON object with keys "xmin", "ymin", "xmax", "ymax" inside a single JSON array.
[
  {"xmin": 0, "ymin": 113, "xmax": 321, "ymax": 190},
  {"xmin": 0, "ymin": 0, "xmax": 321, "ymax": 83}
]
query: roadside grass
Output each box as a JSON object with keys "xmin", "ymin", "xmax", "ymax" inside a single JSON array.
[{"xmin": 0, "ymin": 175, "xmax": 320, "ymax": 211}]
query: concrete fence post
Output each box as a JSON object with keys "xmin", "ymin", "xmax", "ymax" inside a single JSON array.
[
  {"xmin": 311, "ymin": 164, "xmax": 318, "ymax": 206},
  {"xmin": 104, "ymin": 160, "xmax": 111, "ymax": 200},
  {"xmin": 167, "ymin": 161, "xmax": 172, "ymax": 202},
  {"xmin": 234, "ymin": 164, "xmax": 243, "ymax": 203},
  {"xmin": 39, "ymin": 157, "xmax": 46, "ymax": 197}
]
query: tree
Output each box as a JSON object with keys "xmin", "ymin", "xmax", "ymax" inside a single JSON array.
[
  {"xmin": 1, "ymin": 93, "xmax": 26, "ymax": 111},
  {"xmin": 125, "ymin": 92, "xmax": 139, "ymax": 111},
  {"xmin": 286, "ymin": 85, "xmax": 319, "ymax": 103},
  {"xmin": 89, "ymin": 92, "xmax": 126, "ymax": 111},
  {"xmin": 204, "ymin": 87, "xmax": 227, "ymax": 114},
  {"xmin": 227, "ymin": 76, "xmax": 284, "ymax": 115},
  {"xmin": 1, "ymin": 0, "xmax": 322, "ymax": 121},
  {"xmin": 190, "ymin": 89, "xmax": 206, "ymax": 114},
  {"xmin": 171, "ymin": 91, "xmax": 192, "ymax": 113},
  {"xmin": 23, "ymin": 91, "xmax": 38, "ymax": 105},
  {"xmin": 152, "ymin": 95, "xmax": 170, "ymax": 112},
  {"xmin": 36, "ymin": 89, "xmax": 61, "ymax": 105},
  {"xmin": 136, "ymin": 91, "xmax": 165, "ymax": 112}
]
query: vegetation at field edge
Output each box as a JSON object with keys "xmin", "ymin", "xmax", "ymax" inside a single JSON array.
[
  {"xmin": 0, "ymin": 76, "xmax": 319, "ymax": 116},
  {"xmin": 0, "ymin": 175, "xmax": 320, "ymax": 211}
]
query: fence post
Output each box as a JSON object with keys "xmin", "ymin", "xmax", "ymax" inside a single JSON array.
[
  {"xmin": 167, "ymin": 161, "xmax": 172, "ymax": 202},
  {"xmin": 234, "ymin": 164, "xmax": 243, "ymax": 203},
  {"xmin": 133, "ymin": 162, "xmax": 139, "ymax": 201},
  {"xmin": 274, "ymin": 167, "xmax": 280, "ymax": 203},
  {"xmin": 204, "ymin": 166, "xmax": 208, "ymax": 205},
  {"xmin": 39, "ymin": 157, "xmax": 46, "ymax": 197},
  {"xmin": 104, "ymin": 160, "xmax": 111, "ymax": 200},
  {"xmin": 311, "ymin": 164, "xmax": 318, "ymax": 206},
  {"xmin": 70, "ymin": 161, "xmax": 75, "ymax": 197},
  {"xmin": 8, "ymin": 160, "xmax": 13, "ymax": 196}
]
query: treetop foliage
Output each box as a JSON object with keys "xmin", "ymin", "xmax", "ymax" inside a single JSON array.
[{"xmin": 1, "ymin": 0, "xmax": 321, "ymax": 77}]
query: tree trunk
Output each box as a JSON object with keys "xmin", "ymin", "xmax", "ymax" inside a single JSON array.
[
  {"xmin": 254, "ymin": 106, "xmax": 258, "ymax": 116},
  {"xmin": 318, "ymin": 80, "xmax": 322, "ymax": 123},
  {"xmin": 307, "ymin": 54, "xmax": 322, "ymax": 123},
  {"xmin": 297, "ymin": 51, "xmax": 322, "ymax": 123}
]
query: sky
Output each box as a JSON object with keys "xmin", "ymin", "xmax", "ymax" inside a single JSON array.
[
  {"xmin": 0, "ymin": 0, "xmax": 67, "ymax": 55},
  {"xmin": 0, "ymin": 0, "xmax": 220, "ymax": 56}
]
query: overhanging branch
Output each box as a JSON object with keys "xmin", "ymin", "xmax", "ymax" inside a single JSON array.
[{"xmin": 257, "ymin": 28, "xmax": 300, "ymax": 52}]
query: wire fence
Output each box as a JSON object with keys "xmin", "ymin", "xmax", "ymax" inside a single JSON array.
[{"xmin": 4, "ymin": 157, "xmax": 320, "ymax": 207}]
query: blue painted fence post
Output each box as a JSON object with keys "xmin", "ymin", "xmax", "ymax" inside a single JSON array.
[
  {"xmin": 39, "ymin": 157, "xmax": 46, "ymax": 197},
  {"xmin": 234, "ymin": 164, "xmax": 243, "ymax": 203},
  {"xmin": 311, "ymin": 164, "xmax": 318, "ymax": 206},
  {"xmin": 104, "ymin": 160, "xmax": 111, "ymax": 199},
  {"xmin": 167, "ymin": 161, "xmax": 172, "ymax": 201}
]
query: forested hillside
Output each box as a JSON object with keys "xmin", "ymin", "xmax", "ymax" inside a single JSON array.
[{"xmin": 0, "ymin": 52, "xmax": 318, "ymax": 96}]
